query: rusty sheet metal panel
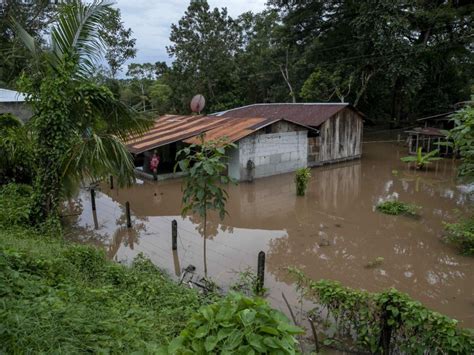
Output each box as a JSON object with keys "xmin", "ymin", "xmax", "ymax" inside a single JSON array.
[
  {"xmin": 184, "ymin": 117, "xmax": 270, "ymax": 145},
  {"xmin": 318, "ymin": 107, "xmax": 363, "ymax": 163},
  {"xmin": 125, "ymin": 115, "xmax": 228, "ymax": 154},
  {"xmin": 215, "ymin": 103, "xmax": 357, "ymax": 127}
]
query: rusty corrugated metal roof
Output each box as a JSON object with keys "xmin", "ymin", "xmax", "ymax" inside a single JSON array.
[
  {"xmin": 184, "ymin": 117, "xmax": 318, "ymax": 145},
  {"xmin": 183, "ymin": 117, "xmax": 272, "ymax": 145},
  {"xmin": 213, "ymin": 103, "xmax": 364, "ymax": 127},
  {"xmin": 125, "ymin": 114, "xmax": 228, "ymax": 154},
  {"xmin": 127, "ymin": 114, "xmax": 317, "ymax": 153}
]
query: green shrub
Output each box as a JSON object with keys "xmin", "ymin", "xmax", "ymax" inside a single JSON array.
[
  {"xmin": 0, "ymin": 227, "xmax": 202, "ymax": 353},
  {"xmin": 447, "ymin": 106, "xmax": 474, "ymax": 178},
  {"xmin": 0, "ymin": 113, "xmax": 22, "ymax": 130},
  {"xmin": 288, "ymin": 268, "xmax": 474, "ymax": 354},
  {"xmin": 0, "ymin": 121, "xmax": 34, "ymax": 185},
  {"xmin": 230, "ymin": 267, "xmax": 268, "ymax": 297},
  {"xmin": 0, "ymin": 184, "xmax": 33, "ymax": 226},
  {"xmin": 444, "ymin": 217, "xmax": 474, "ymax": 256},
  {"xmin": 400, "ymin": 147, "xmax": 441, "ymax": 169},
  {"xmin": 376, "ymin": 200, "xmax": 420, "ymax": 216},
  {"xmin": 295, "ymin": 167, "xmax": 311, "ymax": 196},
  {"xmin": 161, "ymin": 292, "xmax": 303, "ymax": 354}
]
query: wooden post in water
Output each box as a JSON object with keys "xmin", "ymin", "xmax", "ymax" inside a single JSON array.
[
  {"xmin": 172, "ymin": 220, "xmax": 178, "ymax": 250},
  {"xmin": 110, "ymin": 175, "xmax": 114, "ymax": 190},
  {"xmin": 92, "ymin": 210, "xmax": 99, "ymax": 230},
  {"xmin": 90, "ymin": 189, "xmax": 96, "ymax": 211},
  {"xmin": 125, "ymin": 201, "xmax": 132, "ymax": 228},
  {"xmin": 257, "ymin": 251, "xmax": 265, "ymax": 293}
]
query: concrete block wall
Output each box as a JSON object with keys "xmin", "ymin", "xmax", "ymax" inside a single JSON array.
[
  {"xmin": 230, "ymin": 128, "xmax": 308, "ymax": 181},
  {"xmin": 0, "ymin": 102, "xmax": 33, "ymax": 122}
]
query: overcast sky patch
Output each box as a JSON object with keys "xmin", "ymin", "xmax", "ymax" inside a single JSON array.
[{"xmin": 115, "ymin": 0, "xmax": 266, "ymax": 73}]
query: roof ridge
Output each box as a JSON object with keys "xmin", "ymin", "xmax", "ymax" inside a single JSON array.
[{"xmin": 213, "ymin": 102, "xmax": 349, "ymax": 116}]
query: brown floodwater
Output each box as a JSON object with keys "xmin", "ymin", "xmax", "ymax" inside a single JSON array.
[{"xmin": 65, "ymin": 142, "xmax": 474, "ymax": 329}]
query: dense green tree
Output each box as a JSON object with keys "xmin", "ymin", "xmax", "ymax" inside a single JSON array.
[
  {"xmin": 235, "ymin": 10, "xmax": 291, "ymax": 104},
  {"xmin": 447, "ymin": 105, "xmax": 474, "ymax": 178},
  {"xmin": 125, "ymin": 62, "xmax": 158, "ymax": 111},
  {"xmin": 15, "ymin": 0, "xmax": 150, "ymax": 223},
  {"xmin": 268, "ymin": 0, "xmax": 473, "ymax": 123},
  {"xmin": 167, "ymin": 1, "xmax": 242, "ymax": 113},
  {"xmin": 99, "ymin": 7, "xmax": 137, "ymax": 78},
  {"xmin": 0, "ymin": 0, "xmax": 57, "ymax": 87},
  {"xmin": 0, "ymin": 114, "xmax": 34, "ymax": 185}
]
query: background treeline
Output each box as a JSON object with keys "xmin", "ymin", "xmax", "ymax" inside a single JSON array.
[{"xmin": 1, "ymin": 0, "xmax": 473, "ymax": 124}]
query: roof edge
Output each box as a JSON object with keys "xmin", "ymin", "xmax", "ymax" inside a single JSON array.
[{"xmin": 212, "ymin": 102, "xmax": 350, "ymax": 117}]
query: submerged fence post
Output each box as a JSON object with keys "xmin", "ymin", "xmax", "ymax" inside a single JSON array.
[
  {"xmin": 172, "ymin": 220, "xmax": 178, "ymax": 250},
  {"xmin": 110, "ymin": 175, "xmax": 114, "ymax": 190},
  {"xmin": 90, "ymin": 189, "xmax": 96, "ymax": 211},
  {"xmin": 125, "ymin": 201, "xmax": 132, "ymax": 228},
  {"xmin": 257, "ymin": 251, "xmax": 265, "ymax": 293}
]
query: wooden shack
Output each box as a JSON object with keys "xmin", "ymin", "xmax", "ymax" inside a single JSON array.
[{"xmin": 213, "ymin": 103, "xmax": 364, "ymax": 166}]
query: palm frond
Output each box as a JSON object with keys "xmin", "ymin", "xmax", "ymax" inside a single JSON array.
[
  {"xmin": 10, "ymin": 17, "xmax": 43, "ymax": 74},
  {"xmin": 51, "ymin": 0, "xmax": 113, "ymax": 76},
  {"xmin": 70, "ymin": 83, "xmax": 154, "ymax": 139},
  {"xmin": 61, "ymin": 132, "xmax": 136, "ymax": 195}
]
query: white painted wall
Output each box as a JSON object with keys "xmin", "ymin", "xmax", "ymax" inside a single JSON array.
[{"xmin": 229, "ymin": 124, "xmax": 308, "ymax": 181}]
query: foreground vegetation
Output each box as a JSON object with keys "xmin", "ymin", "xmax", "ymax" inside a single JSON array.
[
  {"xmin": 0, "ymin": 227, "xmax": 202, "ymax": 353},
  {"xmin": 289, "ymin": 268, "xmax": 474, "ymax": 354},
  {"xmin": 162, "ymin": 293, "xmax": 303, "ymax": 354},
  {"xmin": 0, "ymin": 183, "xmax": 198, "ymax": 352},
  {"xmin": 0, "ymin": 184, "xmax": 302, "ymax": 353}
]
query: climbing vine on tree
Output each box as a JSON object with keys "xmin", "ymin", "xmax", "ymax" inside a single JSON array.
[{"xmin": 15, "ymin": 0, "xmax": 150, "ymax": 224}]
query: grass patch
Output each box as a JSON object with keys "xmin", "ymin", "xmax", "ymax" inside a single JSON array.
[
  {"xmin": 444, "ymin": 217, "xmax": 474, "ymax": 256},
  {"xmin": 376, "ymin": 200, "xmax": 420, "ymax": 217},
  {"xmin": 0, "ymin": 226, "xmax": 202, "ymax": 353}
]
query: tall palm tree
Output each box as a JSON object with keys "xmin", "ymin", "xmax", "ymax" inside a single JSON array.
[{"xmin": 14, "ymin": 0, "xmax": 151, "ymax": 223}]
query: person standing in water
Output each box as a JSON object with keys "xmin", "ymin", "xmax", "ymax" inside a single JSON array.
[{"xmin": 150, "ymin": 151, "xmax": 160, "ymax": 181}]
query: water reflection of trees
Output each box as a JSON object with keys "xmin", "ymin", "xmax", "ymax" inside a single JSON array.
[
  {"xmin": 64, "ymin": 191, "xmax": 148, "ymax": 260},
  {"xmin": 188, "ymin": 213, "xmax": 234, "ymax": 240}
]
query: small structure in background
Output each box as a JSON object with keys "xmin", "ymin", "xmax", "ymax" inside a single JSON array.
[
  {"xmin": 0, "ymin": 88, "xmax": 32, "ymax": 122},
  {"xmin": 406, "ymin": 127, "xmax": 451, "ymax": 156},
  {"xmin": 407, "ymin": 109, "xmax": 458, "ymax": 157}
]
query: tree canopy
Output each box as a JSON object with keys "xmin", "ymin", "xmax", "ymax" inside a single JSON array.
[{"xmin": 119, "ymin": 0, "xmax": 473, "ymax": 122}]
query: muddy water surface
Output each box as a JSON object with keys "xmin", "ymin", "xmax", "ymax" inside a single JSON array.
[{"xmin": 66, "ymin": 142, "xmax": 474, "ymax": 327}]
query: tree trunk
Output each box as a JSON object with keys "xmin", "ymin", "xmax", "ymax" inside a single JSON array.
[
  {"xmin": 390, "ymin": 77, "xmax": 403, "ymax": 127},
  {"xmin": 279, "ymin": 48, "xmax": 296, "ymax": 103}
]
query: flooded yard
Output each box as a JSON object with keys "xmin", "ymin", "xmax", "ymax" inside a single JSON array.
[{"xmin": 65, "ymin": 142, "xmax": 474, "ymax": 328}]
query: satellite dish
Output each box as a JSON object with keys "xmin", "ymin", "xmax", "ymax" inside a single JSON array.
[{"xmin": 190, "ymin": 94, "xmax": 206, "ymax": 114}]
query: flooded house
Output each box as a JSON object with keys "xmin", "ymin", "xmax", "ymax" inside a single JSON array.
[
  {"xmin": 126, "ymin": 103, "xmax": 365, "ymax": 181},
  {"xmin": 212, "ymin": 103, "xmax": 365, "ymax": 166},
  {"xmin": 125, "ymin": 114, "xmax": 316, "ymax": 181}
]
